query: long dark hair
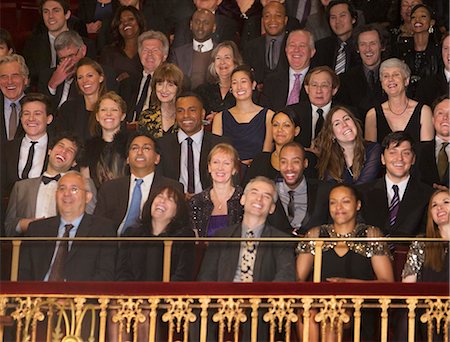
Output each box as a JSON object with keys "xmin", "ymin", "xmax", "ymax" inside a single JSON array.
[{"xmin": 141, "ymin": 185, "xmax": 190, "ymax": 235}]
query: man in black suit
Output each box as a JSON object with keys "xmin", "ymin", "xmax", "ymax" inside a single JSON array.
[
  {"xmin": 19, "ymin": 171, "xmax": 116, "ymax": 281},
  {"xmin": 95, "ymin": 132, "xmax": 183, "ymax": 235},
  {"xmin": 359, "ymin": 131, "xmax": 434, "ymax": 237},
  {"xmin": 124, "ymin": 30, "xmax": 169, "ymax": 121},
  {"xmin": 288, "ymin": 66, "xmax": 340, "ymax": 148},
  {"xmin": 171, "ymin": 0, "xmax": 238, "ymax": 48},
  {"xmin": 415, "ymin": 34, "xmax": 450, "ymax": 107},
  {"xmin": 22, "ymin": 0, "xmax": 87, "ymax": 88},
  {"xmin": 312, "ymin": 0, "xmax": 361, "ymax": 74},
  {"xmin": 170, "ymin": 9, "xmax": 216, "ymax": 90},
  {"xmin": 415, "ymin": 95, "xmax": 449, "ymax": 189},
  {"xmin": 4, "ymin": 93, "xmax": 54, "ymax": 193},
  {"xmin": 269, "ymin": 142, "xmax": 330, "ymax": 235},
  {"xmin": 198, "ymin": 175, "xmax": 295, "ymax": 282},
  {"xmin": 157, "ymin": 92, "xmax": 228, "ymax": 198},
  {"xmin": 335, "ymin": 24, "xmax": 388, "ymax": 124},
  {"xmin": 263, "ymin": 29, "xmax": 316, "ymax": 111},
  {"xmin": 0, "ymin": 54, "xmax": 28, "ymax": 144},
  {"xmin": 243, "ymin": 1, "xmax": 289, "ymax": 85}
]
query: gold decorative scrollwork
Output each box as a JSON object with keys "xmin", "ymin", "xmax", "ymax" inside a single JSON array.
[
  {"xmin": 162, "ymin": 298, "xmax": 196, "ymax": 342},
  {"xmin": 212, "ymin": 298, "xmax": 247, "ymax": 342},
  {"xmin": 420, "ymin": 298, "xmax": 450, "ymax": 342},
  {"xmin": 11, "ymin": 297, "xmax": 45, "ymax": 342},
  {"xmin": 263, "ymin": 298, "xmax": 298, "ymax": 342},
  {"xmin": 315, "ymin": 298, "xmax": 350, "ymax": 342},
  {"xmin": 112, "ymin": 298, "xmax": 146, "ymax": 337}
]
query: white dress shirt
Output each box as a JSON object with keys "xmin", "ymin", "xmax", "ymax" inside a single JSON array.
[
  {"xmin": 178, "ymin": 128, "xmax": 204, "ymax": 194},
  {"xmin": 18, "ymin": 134, "xmax": 48, "ymax": 179}
]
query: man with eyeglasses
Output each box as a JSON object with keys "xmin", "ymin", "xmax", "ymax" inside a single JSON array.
[
  {"xmin": 287, "ymin": 66, "xmax": 340, "ymax": 148},
  {"xmin": 18, "ymin": 170, "xmax": 116, "ymax": 281},
  {"xmin": 95, "ymin": 131, "xmax": 183, "ymax": 235},
  {"xmin": 5, "ymin": 132, "xmax": 97, "ymax": 237}
]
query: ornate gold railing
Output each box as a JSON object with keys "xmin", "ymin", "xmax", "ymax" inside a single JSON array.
[
  {"xmin": 0, "ymin": 282, "xmax": 449, "ymax": 342},
  {"xmin": 1, "ymin": 237, "xmax": 449, "ymax": 341}
]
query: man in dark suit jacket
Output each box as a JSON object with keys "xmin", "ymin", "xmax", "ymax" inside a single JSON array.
[
  {"xmin": 4, "ymin": 93, "xmax": 54, "ymax": 193},
  {"xmin": 38, "ymin": 30, "xmax": 106, "ymax": 111},
  {"xmin": 288, "ymin": 66, "xmax": 340, "ymax": 148},
  {"xmin": 262, "ymin": 29, "xmax": 315, "ymax": 111},
  {"xmin": 359, "ymin": 132, "xmax": 434, "ymax": 237},
  {"xmin": 172, "ymin": 0, "xmax": 238, "ymax": 48},
  {"xmin": 18, "ymin": 171, "xmax": 116, "ymax": 281},
  {"xmin": 415, "ymin": 96, "xmax": 449, "ymax": 188},
  {"xmin": 268, "ymin": 142, "xmax": 330, "ymax": 235},
  {"xmin": 95, "ymin": 132, "xmax": 183, "ymax": 235},
  {"xmin": 335, "ymin": 24, "xmax": 388, "ymax": 124},
  {"xmin": 170, "ymin": 9, "xmax": 216, "ymax": 90},
  {"xmin": 312, "ymin": 0, "xmax": 361, "ymax": 74},
  {"xmin": 5, "ymin": 133, "xmax": 96, "ymax": 237},
  {"xmin": 198, "ymin": 176, "xmax": 296, "ymax": 282},
  {"xmin": 243, "ymin": 2, "xmax": 290, "ymax": 85},
  {"xmin": 157, "ymin": 92, "xmax": 228, "ymax": 197}
]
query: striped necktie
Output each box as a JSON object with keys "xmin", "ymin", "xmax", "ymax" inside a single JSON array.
[
  {"xmin": 389, "ymin": 185, "xmax": 400, "ymax": 226},
  {"xmin": 335, "ymin": 41, "xmax": 347, "ymax": 75}
]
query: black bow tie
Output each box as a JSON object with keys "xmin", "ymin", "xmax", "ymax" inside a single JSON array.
[{"xmin": 42, "ymin": 174, "xmax": 61, "ymax": 185}]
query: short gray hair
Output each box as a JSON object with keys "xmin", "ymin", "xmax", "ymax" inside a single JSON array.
[
  {"xmin": 138, "ymin": 30, "xmax": 169, "ymax": 57},
  {"xmin": 244, "ymin": 176, "xmax": 278, "ymax": 203},
  {"xmin": 54, "ymin": 30, "xmax": 84, "ymax": 51},
  {"xmin": 0, "ymin": 54, "xmax": 29, "ymax": 79},
  {"xmin": 287, "ymin": 29, "xmax": 315, "ymax": 50},
  {"xmin": 379, "ymin": 58, "xmax": 411, "ymax": 80},
  {"xmin": 59, "ymin": 170, "xmax": 92, "ymax": 193}
]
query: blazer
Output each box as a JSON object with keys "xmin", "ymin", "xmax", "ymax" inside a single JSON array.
[
  {"xmin": 415, "ymin": 140, "xmax": 449, "ymax": 188},
  {"xmin": 335, "ymin": 64, "xmax": 386, "ymax": 124},
  {"xmin": 262, "ymin": 68, "xmax": 309, "ymax": 112},
  {"xmin": 94, "ymin": 172, "xmax": 183, "ymax": 231},
  {"xmin": 268, "ymin": 178, "xmax": 331, "ymax": 235},
  {"xmin": 4, "ymin": 137, "xmax": 49, "ymax": 193},
  {"xmin": 311, "ymin": 35, "xmax": 361, "ymax": 72},
  {"xmin": 157, "ymin": 131, "xmax": 230, "ymax": 191},
  {"xmin": 18, "ymin": 214, "xmax": 117, "ymax": 281},
  {"xmin": 359, "ymin": 176, "xmax": 434, "ymax": 237},
  {"xmin": 197, "ymin": 223, "xmax": 296, "ymax": 282},
  {"xmin": 5, "ymin": 176, "xmax": 97, "ymax": 237},
  {"xmin": 169, "ymin": 43, "xmax": 194, "ymax": 78},
  {"xmin": 243, "ymin": 34, "xmax": 289, "ymax": 84},
  {"xmin": 0, "ymin": 93, "xmax": 25, "ymax": 146},
  {"xmin": 55, "ymin": 97, "xmax": 93, "ymax": 143}
]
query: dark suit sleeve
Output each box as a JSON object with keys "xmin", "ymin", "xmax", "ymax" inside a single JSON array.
[
  {"xmin": 197, "ymin": 240, "xmax": 221, "ymax": 281},
  {"xmin": 18, "ymin": 239, "xmax": 33, "ymax": 280},
  {"xmin": 271, "ymin": 231, "xmax": 296, "ymax": 282},
  {"xmin": 91, "ymin": 218, "xmax": 117, "ymax": 281},
  {"xmin": 5, "ymin": 182, "xmax": 21, "ymax": 237},
  {"xmin": 170, "ymin": 229, "xmax": 195, "ymax": 281}
]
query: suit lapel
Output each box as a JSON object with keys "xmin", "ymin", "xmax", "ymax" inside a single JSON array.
[
  {"xmin": 28, "ymin": 177, "xmax": 43, "ymax": 218},
  {"xmin": 200, "ymin": 132, "xmax": 211, "ymax": 187},
  {"xmin": 66, "ymin": 214, "xmax": 92, "ymax": 263}
]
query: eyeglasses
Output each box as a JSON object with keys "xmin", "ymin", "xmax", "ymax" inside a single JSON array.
[
  {"xmin": 57, "ymin": 185, "xmax": 87, "ymax": 194},
  {"xmin": 58, "ymin": 48, "xmax": 80, "ymax": 62}
]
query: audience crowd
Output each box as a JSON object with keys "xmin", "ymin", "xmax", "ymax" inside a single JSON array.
[{"xmin": 0, "ymin": 0, "xmax": 448, "ymax": 339}]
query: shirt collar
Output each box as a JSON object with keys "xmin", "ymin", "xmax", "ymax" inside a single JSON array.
[
  {"xmin": 24, "ymin": 133, "xmax": 48, "ymax": 143},
  {"xmin": 242, "ymin": 222, "xmax": 265, "ymax": 238},
  {"xmin": 61, "ymin": 213, "xmax": 84, "ymax": 228},
  {"xmin": 385, "ymin": 174, "xmax": 410, "ymax": 197},
  {"xmin": 282, "ymin": 176, "xmax": 306, "ymax": 193},
  {"xmin": 289, "ymin": 66, "xmax": 309, "ymax": 78},
  {"xmin": 177, "ymin": 128, "xmax": 204, "ymax": 144},
  {"xmin": 193, "ymin": 39, "xmax": 214, "ymax": 52},
  {"xmin": 4, "ymin": 94, "xmax": 24, "ymax": 106},
  {"xmin": 311, "ymin": 102, "xmax": 332, "ymax": 114}
]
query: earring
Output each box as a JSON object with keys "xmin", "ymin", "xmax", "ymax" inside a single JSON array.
[{"xmin": 428, "ymin": 26, "xmax": 434, "ymax": 34}]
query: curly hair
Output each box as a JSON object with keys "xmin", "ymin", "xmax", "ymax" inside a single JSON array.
[
  {"xmin": 315, "ymin": 106, "xmax": 366, "ymax": 182},
  {"xmin": 110, "ymin": 6, "xmax": 146, "ymax": 49}
]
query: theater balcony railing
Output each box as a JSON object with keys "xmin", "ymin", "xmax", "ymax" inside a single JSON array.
[{"xmin": 0, "ymin": 236, "xmax": 449, "ymax": 342}]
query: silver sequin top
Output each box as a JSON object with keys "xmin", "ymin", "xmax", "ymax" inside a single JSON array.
[
  {"xmin": 296, "ymin": 224, "xmax": 390, "ymax": 258},
  {"xmin": 401, "ymin": 241, "xmax": 426, "ymax": 279}
]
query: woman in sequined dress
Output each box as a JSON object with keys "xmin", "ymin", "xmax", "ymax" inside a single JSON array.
[
  {"xmin": 190, "ymin": 143, "xmax": 244, "ymax": 237},
  {"xmin": 296, "ymin": 184, "xmax": 394, "ymax": 341}
]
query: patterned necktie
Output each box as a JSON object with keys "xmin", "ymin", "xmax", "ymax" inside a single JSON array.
[
  {"xmin": 21, "ymin": 141, "xmax": 38, "ymax": 179},
  {"xmin": 288, "ymin": 190, "xmax": 296, "ymax": 222},
  {"xmin": 389, "ymin": 185, "xmax": 400, "ymax": 226},
  {"xmin": 240, "ymin": 230, "xmax": 256, "ymax": 282},
  {"xmin": 268, "ymin": 38, "xmax": 276, "ymax": 70},
  {"xmin": 48, "ymin": 224, "xmax": 74, "ymax": 281},
  {"xmin": 198, "ymin": 44, "xmax": 204, "ymax": 52},
  {"xmin": 335, "ymin": 41, "xmax": 347, "ymax": 75},
  {"xmin": 134, "ymin": 75, "xmax": 151, "ymax": 120},
  {"xmin": 437, "ymin": 142, "xmax": 449, "ymax": 180},
  {"xmin": 315, "ymin": 108, "xmax": 324, "ymax": 138},
  {"xmin": 122, "ymin": 179, "xmax": 144, "ymax": 234},
  {"xmin": 186, "ymin": 137, "xmax": 195, "ymax": 194},
  {"xmin": 9, "ymin": 102, "xmax": 17, "ymax": 141},
  {"xmin": 42, "ymin": 174, "xmax": 61, "ymax": 185},
  {"xmin": 287, "ymin": 73, "xmax": 302, "ymax": 105}
]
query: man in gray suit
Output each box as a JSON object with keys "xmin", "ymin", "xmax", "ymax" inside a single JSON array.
[{"xmin": 5, "ymin": 133, "xmax": 96, "ymax": 236}]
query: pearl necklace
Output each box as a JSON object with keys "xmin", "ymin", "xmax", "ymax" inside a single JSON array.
[{"xmin": 388, "ymin": 99, "xmax": 409, "ymax": 116}]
